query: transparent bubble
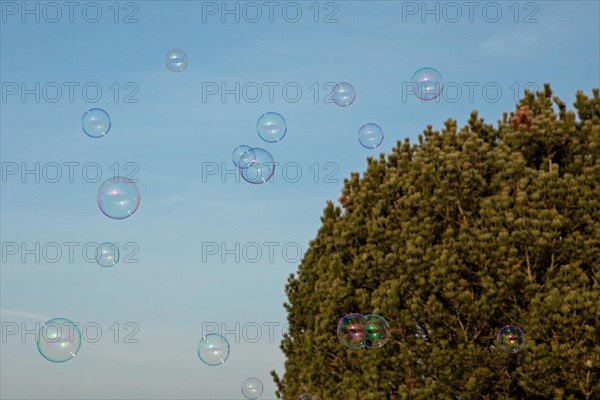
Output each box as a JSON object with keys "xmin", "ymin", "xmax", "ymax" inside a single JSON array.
[
  {"xmin": 37, "ymin": 318, "xmax": 82, "ymax": 363},
  {"xmin": 497, "ymin": 325, "xmax": 525, "ymax": 353},
  {"xmin": 97, "ymin": 242, "xmax": 119, "ymax": 268},
  {"xmin": 358, "ymin": 123, "xmax": 384, "ymax": 149},
  {"xmin": 97, "ymin": 176, "xmax": 140, "ymax": 220},
  {"xmin": 364, "ymin": 314, "xmax": 390, "ymax": 348},
  {"xmin": 197, "ymin": 333, "xmax": 230, "ymax": 366},
  {"xmin": 332, "ymin": 82, "xmax": 356, "ymax": 107},
  {"xmin": 240, "ymin": 148, "xmax": 276, "ymax": 184},
  {"xmin": 297, "ymin": 394, "xmax": 316, "ymax": 400},
  {"xmin": 337, "ymin": 313, "xmax": 366, "ymax": 349},
  {"xmin": 165, "ymin": 48, "xmax": 188, "ymax": 72},
  {"xmin": 82, "ymin": 108, "xmax": 111, "ymax": 138},
  {"xmin": 241, "ymin": 377, "xmax": 264, "ymax": 400},
  {"xmin": 257, "ymin": 112, "xmax": 287, "ymax": 143},
  {"xmin": 411, "ymin": 67, "xmax": 444, "ymax": 101},
  {"xmin": 232, "ymin": 145, "xmax": 255, "ymax": 169}
]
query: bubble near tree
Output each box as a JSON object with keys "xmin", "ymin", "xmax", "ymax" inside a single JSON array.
[
  {"xmin": 364, "ymin": 314, "xmax": 390, "ymax": 348},
  {"xmin": 497, "ymin": 325, "xmax": 525, "ymax": 353},
  {"xmin": 337, "ymin": 313, "xmax": 366, "ymax": 349},
  {"xmin": 197, "ymin": 333, "xmax": 230, "ymax": 366},
  {"xmin": 239, "ymin": 148, "xmax": 276, "ymax": 184},
  {"xmin": 411, "ymin": 67, "xmax": 444, "ymax": 101},
  {"xmin": 358, "ymin": 123, "xmax": 384, "ymax": 149},
  {"xmin": 331, "ymin": 82, "xmax": 356, "ymax": 107},
  {"xmin": 241, "ymin": 377, "xmax": 264, "ymax": 400}
]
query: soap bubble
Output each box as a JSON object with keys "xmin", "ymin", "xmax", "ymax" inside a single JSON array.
[
  {"xmin": 232, "ymin": 145, "xmax": 255, "ymax": 169},
  {"xmin": 358, "ymin": 123, "xmax": 384, "ymax": 149},
  {"xmin": 337, "ymin": 313, "xmax": 366, "ymax": 349},
  {"xmin": 165, "ymin": 48, "xmax": 188, "ymax": 72},
  {"xmin": 257, "ymin": 112, "xmax": 287, "ymax": 143},
  {"xmin": 82, "ymin": 108, "xmax": 111, "ymax": 138},
  {"xmin": 297, "ymin": 394, "xmax": 316, "ymax": 400},
  {"xmin": 197, "ymin": 333, "xmax": 230, "ymax": 366},
  {"xmin": 364, "ymin": 314, "xmax": 390, "ymax": 348},
  {"xmin": 239, "ymin": 148, "xmax": 276, "ymax": 184},
  {"xmin": 411, "ymin": 67, "xmax": 443, "ymax": 101},
  {"xmin": 37, "ymin": 318, "xmax": 82, "ymax": 363},
  {"xmin": 97, "ymin": 176, "xmax": 141, "ymax": 220},
  {"xmin": 96, "ymin": 242, "xmax": 119, "ymax": 268},
  {"xmin": 241, "ymin": 377, "xmax": 264, "ymax": 400},
  {"xmin": 497, "ymin": 325, "xmax": 525, "ymax": 353},
  {"xmin": 331, "ymin": 82, "xmax": 356, "ymax": 107}
]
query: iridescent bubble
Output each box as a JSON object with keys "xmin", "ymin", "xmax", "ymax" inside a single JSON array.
[
  {"xmin": 364, "ymin": 314, "xmax": 390, "ymax": 348},
  {"xmin": 165, "ymin": 48, "xmax": 188, "ymax": 72},
  {"xmin": 257, "ymin": 112, "xmax": 287, "ymax": 143},
  {"xmin": 241, "ymin": 377, "xmax": 264, "ymax": 400},
  {"xmin": 297, "ymin": 394, "xmax": 316, "ymax": 400},
  {"xmin": 497, "ymin": 325, "xmax": 525, "ymax": 353},
  {"xmin": 411, "ymin": 67, "xmax": 444, "ymax": 101},
  {"xmin": 97, "ymin": 176, "xmax": 140, "ymax": 220},
  {"xmin": 232, "ymin": 145, "xmax": 255, "ymax": 169},
  {"xmin": 358, "ymin": 123, "xmax": 384, "ymax": 149},
  {"xmin": 332, "ymin": 82, "xmax": 356, "ymax": 107},
  {"xmin": 337, "ymin": 313, "xmax": 366, "ymax": 349},
  {"xmin": 37, "ymin": 318, "xmax": 82, "ymax": 363},
  {"xmin": 197, "ymin": 333, "xmax": 230, "ymax": 366},
  {"xmin": 82, "ymin": 108, "xmax": 111, "ymax": 138},
  {"xmin": 96, "ymin": 242, "xmax": 119, "ymax": 268},
  {"xmin": 239, "ymin": 148, "xmax": 275, "ymax": 184}
]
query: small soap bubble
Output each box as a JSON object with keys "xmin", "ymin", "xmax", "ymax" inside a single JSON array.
[
  {"xmin": 257, "ymin": 112, "xmax": 287, "ymax": 143},
  {"xmin": 82, "ymin": 108, "xmax": 111, "ymax": 138},
  {"xmin": 165, "ymin": 48, "xmax": 188, "ymax": 72},
  {"xmin": 232, "ymin": 145, "xmax": 255, "ymax": 169},
  {"xmin": 239, "ymin": 148, "xmax": 276, "ymax": 184},
  {"xmin": 331, "ymin": 82, "xmax": 356, "ymax": 107},
  {"xmin": 411, "ymin": 67, "xmax": 444, "ymax": 101},
  {"xmin": 37, "ymin": 318, "xmax": 82, "ymax": 363},
  {"xmin": 358, "ymin": 123, "xmax": 384, "ymax": 149},
  {"xmin": 96, "ymin": 242, "xmax": 119, "ymax": 268},
  {"xmin": 364, "ymin": 314, "xmax": 390, "ymax": 348},
  {"xmin": 97, "ymin": 176, "xmax": 141, "ymax": 220},
  {"xmin": 297, "ymin": 394, "xmax": 316, "ymax": 400},
  {"xmin": 497, "ymin": 325, "xmax": 526, "ymax": 353},
  {"xmin": 197, "ymin": 333, "xmax": 230, "ymax": 366},
  {"xmin": 241, "ymin": 377, "xmax": 264, "ymax": 400},
  {"xmin": 337, "ymin": 313, "xmax": 366, "ymax": 349}
]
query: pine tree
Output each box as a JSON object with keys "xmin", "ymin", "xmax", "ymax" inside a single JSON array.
[{"xmin": 272, "ymin": 84, "xmax": 600, "ymax": 400}]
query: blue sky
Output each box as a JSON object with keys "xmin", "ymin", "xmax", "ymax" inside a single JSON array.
[{"xmin": 1, "ymin": 1, "xmax": 598, "ymax": 398}]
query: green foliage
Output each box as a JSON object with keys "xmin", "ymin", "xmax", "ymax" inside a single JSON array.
[{"xmin": 272, "ymin": 85, "xmax": 600, "ymax": 400}]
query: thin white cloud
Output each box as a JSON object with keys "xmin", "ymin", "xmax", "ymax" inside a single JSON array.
[
  {"xmin": 481, "ymin": 28, "xmax": 550, "ymax": 58},
  {"xmin": 0, "ymin": 309, "xmax": 47, "ymax": 321},
  {"xmin": 142, "ymin": 174, "xmax": 204, "ymax": 187}
]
